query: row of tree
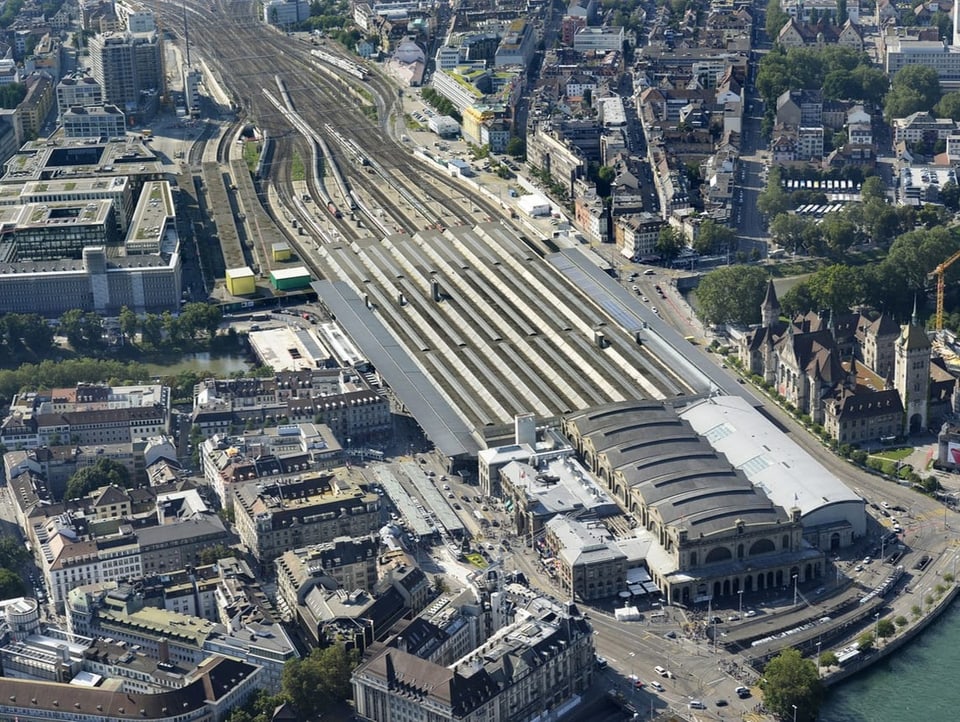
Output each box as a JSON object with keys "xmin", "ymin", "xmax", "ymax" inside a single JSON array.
[{"xmin": 696, "ymin": 221, "xmax": 960, "ymax": 326}]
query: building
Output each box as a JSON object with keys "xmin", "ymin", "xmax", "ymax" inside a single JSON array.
[
  {"xmin": 544, "ymin": 516, "xmax": 627, "ymax": 602},
  {"xmin": 89, "ymin": 31, "xmax": 163, "ymax": 111},
  {"xmin": 275, "ymin": 535, "xmax": 380, "ymax": 614},
  {"xmin": 892, "ymin": 111, "xmax": 957, "ymax": 146},
  {"xmin": 0, "ymin": 654, "xmax": 261, "ymax": 722},
  {"xmin": 562, "ymin": 400, "xmax": 835, "ymax": 604},
  {"xmin": 352, "ymin": 592, "xmax": 595, "ymax": 722},
  {"xmin": 233, "ymin": 472, "xmax": 382, "ymax": 568},
  {"xmin": 183, "ymin": 66, "xmax": 201, "ymax": 114},
  {"xmin": 56, "ymin": 75, "xmax": 103, "ymax": 119},
  {"xmin": 62, "ymin": 104, "xmax": 126, "ymax": 138},
  {"xmin": 18, "ymin": 72, "xmax": 55, "ymax": 140},
  {"xmin": 494, "ymin": 19, "xmax": 535, "ymax": 67},
  {"xmin": 572, "ymin": 26, "xmax": 625, "ymax": 52},
  {"xmin": 262, "ymin": 0, "xmax": 310, "ymax": 27},
  {"xmin": 614, "ymin": 212, "xmax": 663, "ymax": 260},
  {"xmin": 884, "ymin": 36, "xmax": 960, "ymax": 88}
]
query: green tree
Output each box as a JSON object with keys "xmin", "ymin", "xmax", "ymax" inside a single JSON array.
[
  {"xmin": 694, "ymin": 219, "xmax": 736, "ymax": 255},
  {"xmin": 780, "ymin": 281, "xmax": 816, "ymax": 317},
  {"xmin": 885, "ymin": 65, "xmax": 941, "ymax": 120},
  {"xmin": 758, "ymin": 167, "xmax": 791, "ymax": 219},
  {"xmin": 695, "ymin": 265, "xmax": 770, "ymax": 325},
  {"xmin": 760, "ymin": 648, "xmax": 826, "ymax": 722},
  {"xmin": 506, "ymin": 136, "xmax": 525, "ymax": 159},
  {"xmin": 857, "ymin": 631, "xmax": 875, "ymax": 651},
  {"xmin": 940, "ymin": 180, "xmax": 960, "ymax": 210},
  {"xmin": 65, "ymin": 458, "xmax": 132, "ymax": 500},
  {"xmin": 769, "ymin": 213, "xmax": 812, "ymax": 253},
  {"xmin": 877, "ymin": 618, "xmax": 896, "ymax": 638},
  {"xmin": 936, "ymin": 91, "xmax": 960, "ymax": 120},
  {"xmin": 931, "ymin": 11, "xmax": 953, "ymax": 40},
  {"xmin": 895, "ymin": 615, "xmax": 908, "ymax": 628},
  {"xmin": 0, "ymin": 537, "xmax": 29, "ymax": 570},
  {"xmin": 805, "ymin": 264, "xmax": 866, "ymax": 314},
  {"xmin": 282, "ymin": 644, "xmax": 358, "ymax": 717},
  {"xmin": 0, "ymin": 569, "xmax": 25, "ymax": 598},
  {"xmin": 818, "ymin": 651, "xmax": 838, "ymax": 667},
  {"xmin": 596, "ymin": 165, "xmax": 615, "ymax": 197},
  {"xmin": 141, "ymin": 313, "xmax": 163, "ymax": 348},
  {"xmin": 119, "ymin": 306, "xmax": 139, "ymax": 343},
  {"xmin": 766, "ymin": 0, "xmax": 790, "ymax": 39},
  {"xmin": 0, "ymin": 82, "xmax": 26, "ymax": 109},
  {"xmin": 197, "ymin": 544, "xmax": 237, "ymax": 565},
  {"xmin": 655, "ymin": 226, "xmax": 685, "ymax": 262},
  {"xmin": 860, "ymin": 176, "xmax": 888, "ymax": 204}
]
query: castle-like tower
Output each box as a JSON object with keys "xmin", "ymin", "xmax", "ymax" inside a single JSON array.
[{"xmin": 894, "ymin": 306, "xmax": 931, "ymax": 435}]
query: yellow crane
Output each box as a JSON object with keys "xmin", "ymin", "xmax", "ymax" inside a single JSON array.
[{"xmin": 930, "ymin": 249, "xmax": 960, "ymax": 332}]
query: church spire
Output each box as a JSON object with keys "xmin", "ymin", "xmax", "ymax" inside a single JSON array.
[
  {"xmin": 911, "ymin": 294, "xmax": 918, "ymax": 326},
  {"xmin": 761, "ymin": 279, "xmax": 780, "ymax": 327}
]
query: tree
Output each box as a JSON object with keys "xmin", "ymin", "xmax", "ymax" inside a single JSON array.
[
  {"xmin": 0, "ymin": 82, "xmax": 26, "ymax": 109},
  {"xmin": 818, "ymin": 651, "xmax": 838, "ymax": 668},
  {"xmin": 65, "ymin": 458, "xmax": 132, "ymax": 500},
  {"xmin": 0, "ymin": 537, "xmax": 29, "ymax": 571},
  {"xmin": 766, "ymin": 0, "xmax": 790, "ymax": 39},
  {"xmin": 141, "ymin": 313, "xmax": 163, "ymax": 348},
  {"xmin": 857, "ymin": 631, "xmax": 875, "ymax": 651},
  {"xmin": 197, "ymin": 544, "xmax": 236, "ymax": 565},
  {"xmin": 695, "ymin": 265, "xmax": 770, "ymax": 325},
  {"xmin": 804, "ymin": 264, "xmax": 866, "ymax": 314},
  {"xmin": 119, "ymin": 306, "xmax": 139, "ymax": 344},
  {"xmin": 877, "ymin": 618, "xmax": 896, "ymax": 638},
  {"xmin": 860, "ymin": 176, "xmax": 888, "ymax": 205},
  {"xmin": 769, "ymin": 213, "xmax": 812, "ymax": 253},
  {"xmin": 506, "ymin": 136, "xmax": 525, "ymax": 159},
  {"xmin": 936, "ymin": 91, "xmax": 960, "ymax": 121},
  {"xmin": 281, "ymin": 644, "xmax": 358, "ymax": 717},
  {"xmin": 760, "ymin": 648, "xmax": 825, "ymax": 722},
  {"xmin": 885, "ymin": 65, "xmax": 941, "ymax": 120},
  {"xmin": 694, "ymin": 219, "xmax": 736, "ymax": 255},
  {"xmin": 655, "ymin": 226, "xmax": 685, "ymax": 262},
  {"xmin": 0, "ymin": 569, "xmax": 25, "ymax": 599},
  {"xmin": 895, "ymin": 615, "xmax": 908, "ymax": 628},
  {"xmin": 940, "ymin": 180, "xmax": 960, "ymax": 210},
  {"xmin": 757, "ymin": 167, "xmax": 791, "ymax": 219}
]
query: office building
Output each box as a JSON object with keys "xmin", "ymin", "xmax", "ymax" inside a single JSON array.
[
  {"xmin": 56, "ymin": 75, "xmax": 104, "ymax": 119},
  {"xmin": 89, "ymin": 31, "xmax": 163, "ymax": 110},
  {"xmin": 63, "ymin": 104, "xmax": 127, "ymax": 139}
]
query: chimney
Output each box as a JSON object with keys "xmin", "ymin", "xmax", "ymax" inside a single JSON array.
[{"xmin": 158, "ymin": 638, "xmax": 169, "ymax": 663}]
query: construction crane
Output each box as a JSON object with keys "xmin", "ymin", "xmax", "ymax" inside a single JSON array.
[{"xmin": 930, "ymin": 249, "xmax": 960, "ymax": 332}]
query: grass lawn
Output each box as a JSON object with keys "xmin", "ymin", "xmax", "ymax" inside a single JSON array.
[
  {"xmin": 870, "ymin": 447, "xmax": 914, "ymax": 462},
  {"xmin": 464, "ymin": 553, "xmax": 487, "ymax": 569},
  {"xmin": 291, "ymin": 152, "xmax": 305, "ymax": 182},
  {"xmin": 242, "ymin": 141, "xmax": 260, "ymax": 173}
]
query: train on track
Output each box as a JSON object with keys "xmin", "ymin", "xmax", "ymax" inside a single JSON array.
[
  {"xmin": 327, "ymin": 201, "xmax": 342, "ymax": 219},
  {"xmin": 310, "ymin": 48, "xmax": 368, "ymax": 81}
]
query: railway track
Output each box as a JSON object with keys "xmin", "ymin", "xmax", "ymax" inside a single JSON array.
[{"xmin": 159, "ymin": 0, "xmax": 520, "ymax": 256}]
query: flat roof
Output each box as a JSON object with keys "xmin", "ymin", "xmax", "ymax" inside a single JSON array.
[
  {"xmin": 1, "ymin": 138, "xmax": 161, "ymax": 184},
  {"xmin": 270, "ymin": 266, "xmax": 310, "ymax": 280},
  {"xmin": 247, "ymin": 327, "xmax": 330, "ymax": 372},
  {"xmin": 18, "ymin": 199, "xmax": 112, "ymax": 227},
  {"xmin": 125, "ymin": 180, "xmax": 173, "ymax": 249},
  {"xmin": 20, "ymin": 175, "xmax": 129, "ymax": 198}
]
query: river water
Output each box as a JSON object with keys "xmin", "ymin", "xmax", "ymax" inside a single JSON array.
[
  {"xmin": 142, "ymin": 352, "xmax": 252, "ymax": 377},
  {"xmin": 820, "ymin": 598, "xmax": 960, "ymax": 720}
]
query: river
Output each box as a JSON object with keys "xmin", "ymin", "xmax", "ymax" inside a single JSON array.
[
  {"xmin": 820, "ymin": 598, "xmax": 960, "ymax": 720},
  {"xmin": 142, "ymin": 352, "xmax": 252, "ymax": 377}
]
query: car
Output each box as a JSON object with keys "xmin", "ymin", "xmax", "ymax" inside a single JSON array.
[
  {"xmin": 863, "ymin": 556, "xmax": 872, "ymax": 564},
  {"xmin": 595, "ymin": 656, "xmax": 608, "ymax": 669},
  {"xmin": 649, "ymin": 681, "xmax": 664, "ymax": 692},
  {"xmin": 744, "ymin": 609, "xmax": 757, "ymax": 618},
  {"xmin": 632, "ymin": 677, "xmax": 644, "ymax": 689},
  {"xmin": 716, "ymin": 699, "xmax": 729, "ymax": 707},
  {"xmin": 453, "ymin": 503, "xmax": 461, "ymax": 510},
  {"xmin": 462, "ymin": 494, "xmax": 470, "ymax": 501},
  {"xmin": 644, "ymin": 268, "xmax": 656, "ymax": 275},
  {"xmin": 642, "ymin": 296, "xmax": 649, "ymax": 302},
  {"xmin": 654, "ymin": 666, "xmax": 669, "ymax": 677},
  {"xmin": 882, "ymin": 501, "xmax": 890, "ymax": 509},
  {"xmin": 736, "ymin": 686, "xmax": 751, "ymax": 699},
  {"xmin": 442, "ymin": 484, "xmax": 451, "ymax": 490},
  {"xmin": 688, "ymin": 700, "xmax": 706, "ymax": 710},
  {"xmin": 727, "ymin": 614, "xmax": 740, "ymax": 621},
  {"xmin": 855, "ymin": 564, "xmax": 864, "ymax": 572},
  {"xmin": 710, "ymin": 616, "xmax": 723, "ymax": 624},
  {"xmin": 664, "ymin": 630, "xmax": 677, "ymax": 639},
  {"xmin": 631, "ymin": 285, "xmax": 639, "ymax": 291},
  {"xmin": 447, "ymin": 492, "xmax": 455, "ymax": 498}
]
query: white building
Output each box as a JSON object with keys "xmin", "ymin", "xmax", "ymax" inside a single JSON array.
[
  {"xmin": 183, "ymin": 67, "xmax": 201, "ymax": 114},
  {"xmin": 62, "ymin": 104, "xmax": 126, "ymax": 138},
  {"xmin": 262, "ymin": 0, "xmax": 310, "ymax": 27},
  {"xmin": 573, "ymin": 26, "xmax": 625, "ymax": 52}
]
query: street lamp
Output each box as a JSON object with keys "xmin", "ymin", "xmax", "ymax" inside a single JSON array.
[
  {"xmin": 874, "ymin": 612, "xmax": 880, "ymax": 643},
  {"xmin": 793, "ymin": 574, "xmax": 799, "ymax": 606},
  {"xmin": 792, "ymin": 704, "xmax": 798, "ymax": 722},
  {"xmin": 738, "ymin": 589, "xmax": 744, "ymax": 619},
  {"xmin": 815, "ymin": 641, "xmax": 822, "ymax": 678}
]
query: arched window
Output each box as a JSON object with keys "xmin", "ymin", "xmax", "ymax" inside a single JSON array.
[
  {"xmin": 749, "ymin": 539, "xmax": 775, "ymax": 556},
  {"xmin": 705, "ymin": 547, "xmax": 732, "ymax": 564}
]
